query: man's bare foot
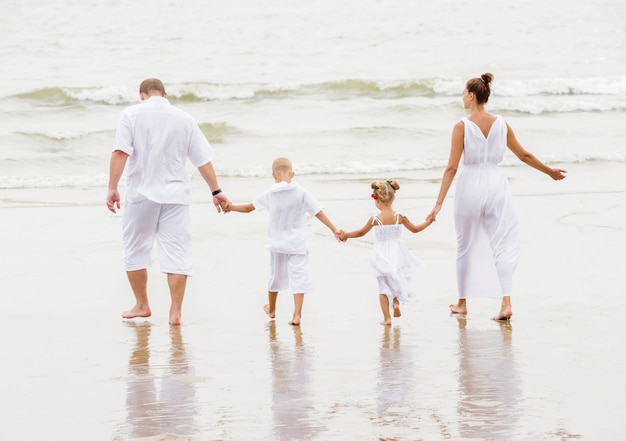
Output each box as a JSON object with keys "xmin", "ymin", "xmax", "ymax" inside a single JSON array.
[
  {"xmin": 449, "ymin": 304, "xmax": 467, "ymax": 315},
  {"xmin": 288, "ymin": 315, "xmax": 301, "ymax": 326},
  {"xmin": 492, "ymin": 308, "xmax": 513, "ymax": 321},
  {"xmin": 121, "ymin": 305, "xmax": 151, "ymax": 319},
  {"xmin": 393, "ymin": 302, "xmax": 402, "ymax": 318},
  {"xmin": 380, "ymin": 319, "xmax": 392, "ymax": 326},
  {"xmin": 169, "ymin": 314, "xmax": 182, "ymax": 326},
  {"xmin": 264, "ymin": 304, "xmax": 276, "ymax": 319}
]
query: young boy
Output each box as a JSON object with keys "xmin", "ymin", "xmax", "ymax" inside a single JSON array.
[{"xmin": 222, "ymin": 157, "xmax": 340, "ymax": 325}]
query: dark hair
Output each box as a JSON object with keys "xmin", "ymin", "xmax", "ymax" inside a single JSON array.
[{"xmin": 466, "ymin": 72, "xmax": 493, "ymax": 104}]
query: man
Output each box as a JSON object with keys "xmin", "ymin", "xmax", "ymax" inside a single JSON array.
[{"xmin": 106, "ymin": 78, "xmax": 228, "ymax": 325}]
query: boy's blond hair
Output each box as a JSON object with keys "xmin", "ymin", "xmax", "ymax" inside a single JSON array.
[{"xmin": 272, "ymin": 157, "xmax": 293, "ymax": 177}]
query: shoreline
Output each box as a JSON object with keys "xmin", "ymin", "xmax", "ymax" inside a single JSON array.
[{"xmin": 0, "ymin": 161, "xmax": 624, "ymax": 440}]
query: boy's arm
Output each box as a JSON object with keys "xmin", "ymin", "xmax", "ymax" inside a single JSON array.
[
  {"xmin": 223, "ymin": 202, "xmax": 255, "ymax": 213},
  {"xmin": 315, "ymin": 210, "xmax": 340, "ymax": 234}
]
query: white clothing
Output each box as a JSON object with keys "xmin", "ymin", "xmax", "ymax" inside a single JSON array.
[
  {"xmin": 122, "ymin": 199, "xmax": 193, "ymax": 275},
  {"xmin": 253, "ymin": 181, "xmax": 324, "ymax": 254},
  {"xmin": 370, "ymin": 214, "xmax": 425, "ymax": 305},
  {"xmin": 454, "ymin": 115, "xmax": 521, "ymax": 298},
  {"xmin": 113, "ymin": 96, "xmax": 214, "ymax": 205},
  {"xmin": 268, "ymin": 252, "xmax": 313, "ymax": 294}
]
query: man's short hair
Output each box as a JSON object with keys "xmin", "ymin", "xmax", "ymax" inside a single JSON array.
[{"xmin": 139, "ymin": 78, "xmax": 166, "ymax": 95}]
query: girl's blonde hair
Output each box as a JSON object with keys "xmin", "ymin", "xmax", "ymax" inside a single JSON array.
[{"xmin": 371, "ymin": 180, "xmax": 400, "ymax": 204}]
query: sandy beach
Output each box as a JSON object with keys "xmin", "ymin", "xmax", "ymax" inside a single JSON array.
[{"xmin": 0, "ymin": 161, "xmax": 624, "ymax": 441}]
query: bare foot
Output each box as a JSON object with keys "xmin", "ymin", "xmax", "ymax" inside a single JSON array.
[
  {"xmin": 393, "ymin": 301, "xmax": 402, "ymax": 318},
  {"xmin": 121, "ymin": 305, "xmax": 151, "ymax": 319},
  {"xmin": 449, "ymin": 304, "xmax": 467, "ymax": 315},
  {"xmin": 492, "ymin": 308, "xmax": 513, "ymax": 321},
  {"xmin": 169, "ymin": 314, "xmax": 182, "ymax": 326},
  {"xmin": 288, "ymin": 315, "xmax": 301, "ymax": 326},
  {"xmin": 263, "ymin": 304, "xmax": 275, "ymax": 319},
  {"xmin": 380, "ymin": 319, "xmax": 392, "ymax": 326}
]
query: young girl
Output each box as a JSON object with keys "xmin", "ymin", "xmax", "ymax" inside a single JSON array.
[{"xmin": 339, "ymin": 180, "xmax": 434, "ymax": 325}]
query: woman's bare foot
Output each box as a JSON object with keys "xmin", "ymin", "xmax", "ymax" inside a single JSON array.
[
  {"xmin": 288, "ymin": 315, "xmax": 301, "ymax": 326},
  {"xmin": 449, "ymin": 304, "xmax": 467, "ymax": 314},
  {"xmin": 264, "ymin": 304, "xmax": 276, "ymax": 319},
  {"xmin": 121, "ymin": 305, "xmax": 151, "ymax": 319},
  {"xmin": 393, "ymin": 300, "xmax": 402, "ymax": 317},
  {"xmin": 380, "ymin": 319, "xmax": 392, "ymax": 326},
  {"xmin": 491, "ymin": 308, "xmax": 513, "ymax": 321},
  {"xmin": 449, "ymin": 300, "xmax": 467, "ymax": 315}
]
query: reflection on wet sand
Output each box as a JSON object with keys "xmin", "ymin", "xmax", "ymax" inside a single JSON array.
[
  {"xmin": 456, "ymin": 318, "xmax": 520, "ymax": 440},
  {"xmin": 376, "ymin": 326, "xmax": 416, "ymax": 437},
  {"xmin": 123, "ymin": 322, "xmax": 197, "ymax": 438},
  {"xmin": 267, "ymin": 321, "xmax": 319, "ymax": 440}
]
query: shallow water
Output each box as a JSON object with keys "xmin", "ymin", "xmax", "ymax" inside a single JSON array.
[{"xmin": 1, "ymin": 168, "xmax": 624, "ymax": 440}]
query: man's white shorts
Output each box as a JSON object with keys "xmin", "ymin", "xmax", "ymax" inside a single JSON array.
[
  {"xmin": 268, "ymin": 251, "xmax": 313, "ymax": 294},
  {"xmin": 122, "ymin": 199, "xmax": 193, "ymax": 275}
]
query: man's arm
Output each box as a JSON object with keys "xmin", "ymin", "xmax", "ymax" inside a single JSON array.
[
  {"xmin": 198, "ymin": 161, "xmax": 230, "ymax": 212},
  {"xmin": 106, "ymin": 150, "xmax": 128, "ymax": 213}
]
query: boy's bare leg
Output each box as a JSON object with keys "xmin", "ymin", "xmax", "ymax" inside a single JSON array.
[
  {"xmin": 122, "ymin": 269, "xmax": 152, "ymax": 319},
  {"xmin": 492, "ymin": 295, "xmax": 513, "ymax": 321},
  {"xmin": 167, "ymin": 273, "xmax": 187, "ymax": 326},
  {"xmin": 393, "ymin": 298, "xmax": 402, "ymax": 317},
  {"xmin": 264, "ymin": 291, "xmax": 278, "ymax": 319},
  {"xmin": 380, "ymin": 294, "xmax": 392, "ymax": 326},
  {"xmin": 450, "ymin": 298, "xmax": 467, "ymax": 315},
  {"xmin": 289, "ymin": 293, "xmax": 303, "ymax": 326}
]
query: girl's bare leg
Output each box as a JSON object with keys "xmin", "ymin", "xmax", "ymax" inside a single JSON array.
[
  {"xmin": 122, "ymin": 269, "xmax": 152, "ymax": 319},
  {"xmin": 380, "ymin": 294, "xmax": 392, "ymax": 326},
  {"xmin": 264, "ymin": 291, "xmax": 278, "ymax": 319},
  {"xmin": 289, "ymin": 293, "xmax": 304, "ymax": 326},
  {"xmin": 450, "ymin": 298, "xmax": 467, "ymax": 315},
  {"xmin": 492, "ymin": 296, "xmax": 513, "ymax": 321}
]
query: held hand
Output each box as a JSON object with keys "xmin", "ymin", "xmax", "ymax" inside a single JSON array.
[
  {"xmin": 220, "ymin": 201, "xmax": 232, "ymax": 213},
  {"xmin": 549, "ymin": 168, "xmax": 567, "ymax": 181},
  {"xmin": 336, "ymin": 230, "xmax": 348, "ymax": 242},
  {"xmin": 213, "ymin": 193, "xmax": 230, "ymax": 213},
  {"xmin": 106, "ymin": 189, "xmax": 120, "ymax": 213},
  {"xmin": 427, "ymin": 204, "xmax": 441, "ymax": 222}
]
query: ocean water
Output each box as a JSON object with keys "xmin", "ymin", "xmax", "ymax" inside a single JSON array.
[{"xmin": 1, "ymin": 0, "xmax": 625, "ymax": 193}]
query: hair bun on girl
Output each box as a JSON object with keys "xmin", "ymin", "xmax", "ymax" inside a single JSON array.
[{"xmin": 480, "ymin": 73, "xmax": 494, "ymax": 86}]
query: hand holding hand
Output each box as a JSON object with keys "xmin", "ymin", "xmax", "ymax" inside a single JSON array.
[
  {"xmin": 219, "ymin": 201, "xmax": 231, "ymax": 213},
  {"xmin": 427, "ymin": 204, "xmax": 441, "ymax": 222},
  {"xmin": 213, "ymin": 193, "xmax": 230, "ymax": 213}
]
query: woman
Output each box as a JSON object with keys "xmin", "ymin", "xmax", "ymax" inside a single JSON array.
[{"xmin": 429, "ymin": 73, "xmax": 566, "ymax": 320}]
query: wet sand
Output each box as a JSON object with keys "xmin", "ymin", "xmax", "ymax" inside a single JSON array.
[{"xmin": 0, "ymin": 162, "xmax": 625, "ymax": 440}]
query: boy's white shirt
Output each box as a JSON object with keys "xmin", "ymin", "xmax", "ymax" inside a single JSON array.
[{"xmin": 252, "ymin": 181, "xmax": 323, "ymax": 254}]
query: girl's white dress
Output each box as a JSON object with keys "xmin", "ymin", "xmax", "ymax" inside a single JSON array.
[
  {"xmin": 453, "ymin": 115, "xmax": 521, "ymax": 299},
  {"xmin": 370, "ymin": 213, "xmax": 425, "ymax": 305}
]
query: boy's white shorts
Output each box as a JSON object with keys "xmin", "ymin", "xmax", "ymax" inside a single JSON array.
[
  {"xmin": 268, "ymin": 251, "xmax": 313, "ymax": 294},
  {"xmin": 122, "ymin": 199, "xmax": 193, "ymax": 275}
]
